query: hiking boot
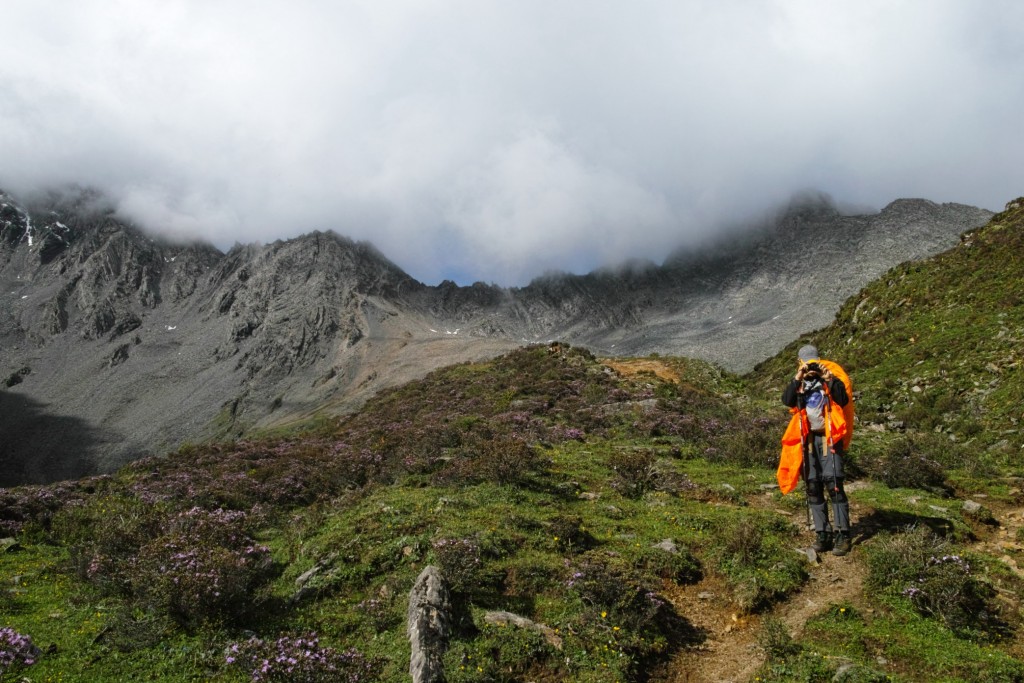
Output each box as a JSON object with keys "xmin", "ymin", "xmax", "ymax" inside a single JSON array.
[
  {"xmin": 812, "ymin": 531, "xmax": 832, "ymax": 553},
  {"xmin": 833, "ymin": 532, "xmax": 851, "ymax": 556}
]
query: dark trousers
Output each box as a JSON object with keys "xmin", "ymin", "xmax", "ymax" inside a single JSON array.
[{"xmin": 804, "ymin": 435, "xmax": 849, "ymax": 533}]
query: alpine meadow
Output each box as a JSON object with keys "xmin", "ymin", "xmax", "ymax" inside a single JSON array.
[{"xmin": 1, "ymin": 197, "xmax": 1023, "ymax": 682}]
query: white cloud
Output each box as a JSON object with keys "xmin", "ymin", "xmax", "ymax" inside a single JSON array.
[
  {"xmin": 1, "ymin": 1, "xmax": 1022, "ymax": 284},
  {"xmin": 443, "ymin": 129, "xmax": 676, "ymax": 283}
]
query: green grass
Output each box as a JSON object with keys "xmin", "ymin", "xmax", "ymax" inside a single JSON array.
[
  {"xmin": 753, "ymin": 198, "xmax": 1024, "ymax": 455},
  {"xmin": 792, "ymin": 599, "xmax": 1024, "ymax": 683},
  {"xmin": 0, "ymin": 545, "xmax": 220, "ymax": 682}
]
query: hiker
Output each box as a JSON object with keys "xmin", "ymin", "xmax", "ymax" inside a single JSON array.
[{"xmin": 779, "ymin": 344, "xmax": 853, "ymax": 556}]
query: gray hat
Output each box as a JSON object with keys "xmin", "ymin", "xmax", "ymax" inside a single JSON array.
[{"xmin": 797, "ymin": 344, "xmax": 819, "ymax": 362}]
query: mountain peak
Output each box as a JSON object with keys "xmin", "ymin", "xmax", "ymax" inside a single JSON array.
[{"xmin": 780, "ymin": 189, "xmax": 842, "ymax": 220}]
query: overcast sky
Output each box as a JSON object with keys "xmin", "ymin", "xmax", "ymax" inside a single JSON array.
[{"xmin": 1, "ymin": 2, "xmax": 1022, "ymax": 285}]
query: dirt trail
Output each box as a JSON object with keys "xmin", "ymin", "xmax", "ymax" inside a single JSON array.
[
  {"xmin": 661, "ymin": 498, "xmax": 1024, "ymax": 683},
  {"xmin": 662, "ymin": 521, "xmax": 866, "ymax": 683},
  {"xmin": 603, "ymin": 356, "xmax": 1024, "ymax": 680}
]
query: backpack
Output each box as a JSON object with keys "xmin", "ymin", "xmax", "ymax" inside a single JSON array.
[{"xmin": 817, "ymin": 360, "xmax": 854, "ymax": 450}]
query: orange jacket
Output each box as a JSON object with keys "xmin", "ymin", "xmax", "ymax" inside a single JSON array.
[{"xmin": 777, "ymin": 376, "xmax": 849, "ymax": 495}]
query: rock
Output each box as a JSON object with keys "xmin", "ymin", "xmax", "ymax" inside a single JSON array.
[
  {"xmin": 578, "ymin": 492, "xmax": 600, "ymax": 501},
  {"xmin": 484, "ymin": 611, "xmax": 563, "ymax": 650},
  {"xmin": 294, "ymin": 565, "xmax": 322, "ymax": 588},
  {"xmin": 832, "ymin": 659, "xmax": 856, "ymax": 681},
  {"xmin": 963, "ymin": 500, "xmax": 997, "ymax": 525},
  {"xmin": 0, "ymin": 538, "xmax": 20, "ymax": 553},
  {"xmin": 408, "ymin": 566, "xmax": 451, "ymax": 683},
  {"xmin": 697, "ymin": 591, "xmax": 715, "ymax": 600},
  {"xmin": 291, "ymin": 552, "xmax": 339, "ymax": 603},
  {"xmin": 795, "ymin": 547, "xmax": 819, "ymax": 564},
  {"xmin": 652, "ymin": 539, "xmax": 679, "ymax": 554}
]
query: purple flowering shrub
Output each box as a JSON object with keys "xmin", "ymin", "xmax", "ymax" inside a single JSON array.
[
  {"xmin": 133, "ymin": 507, "xmax": 273, "ymax": 626},
  {"xmin": 901, "ymin": 554, "xmax": 998, "ymax": 637},
  {"xmin": 606, "ymin": 384, "xmax": 786, "ymax": 469},
  {"xmin": 0, "ymin": 627, "xmax": 40, "ymax": 676},
  {"xmin": 57, "ymin": 494, "xmax": 171, "ymax": 596},
  {"xmin": 122, "ymin": 438, "xmax": 385, "ymax": 510},
  {"xmin": 607, "ymin": 449, "xmax": 657, "ymax": 498},
  {"xmin": 0, "ymin": 477, "xmax": 108, "ymax": 536},
  {"xmin": 867, "ymin": 526, "xmax": 1003, "ymax": 639},
  {"xmin": 65, "ymin": 503, "xmax": 273, "ymax": 627},
  {"xmin": 432, "ymin": 435, "xmax": 548, "ymax": 486},
  {"xmin": 10, "ymin": 343, "xmax": 768, "ymax": 546},
  {"xmin": 565, "ymin": 551, "xmax": 688, "ymax": 655},
  {"xmin": 338, "ymin": 344, "xmax": 636, "ymax": 483},
  {"xmin": 703, "ymin": 415, "xmax": 786, "ymax": 468},
  {"xmin": 355, "ymin": 595, "xmax": 399, "ymax": 633},
  {"xmin": 225, "ymin": 633, "xmax": 382, "ymax": 683}
]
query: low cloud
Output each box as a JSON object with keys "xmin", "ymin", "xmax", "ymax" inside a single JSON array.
[{"xmin": 1, "ymin": 1, "xmax": 1022, "ymax": 285}]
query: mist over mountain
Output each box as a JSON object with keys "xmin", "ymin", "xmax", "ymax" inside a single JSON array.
[{"xmin": 0, "ymin": 188, "xmax": 990, "ymax": 484}]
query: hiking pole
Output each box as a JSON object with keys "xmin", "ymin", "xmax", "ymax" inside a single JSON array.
[
  {"xmin": 802, "ymin": 432, "xmax": 811, "ymax": 532},
  {"xmin": 829, "ymin": 448, "xmax": 839, "ymax": 540},
  {"xmin": 830, "ymin": 442, "xmax": 846, "ymax": 551},
  {"xmin": 825, "ymin": 395, "xmax": 843, "ymax": 548}
]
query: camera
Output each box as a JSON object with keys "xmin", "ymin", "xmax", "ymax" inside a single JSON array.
[{"xmin": 804, "ymin": 362, "xmax": 822, "ymax": 378}]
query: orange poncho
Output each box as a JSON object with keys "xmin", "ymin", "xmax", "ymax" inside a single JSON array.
[{"xmin": 776, "ymin": 360, "xmax": 853, "ymax": 494}]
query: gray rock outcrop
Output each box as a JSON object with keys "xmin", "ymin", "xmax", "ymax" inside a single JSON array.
[{"xmin": 407, "ymin": 565, "xmax": 451, "ymax": 683}]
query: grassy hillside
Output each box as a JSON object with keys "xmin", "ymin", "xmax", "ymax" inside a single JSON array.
[
  {"xmin": 754, "ymin": 197, "xmax": 1024, "ymax": 493},
  {"xmin": 3, "ymin": 200, "xmax": 1024, "ymax": 682}
]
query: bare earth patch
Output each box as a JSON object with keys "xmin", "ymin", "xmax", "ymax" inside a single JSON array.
[{"xmin": 603, "ymin": 358, "xmax": 682, "ymax": 384}]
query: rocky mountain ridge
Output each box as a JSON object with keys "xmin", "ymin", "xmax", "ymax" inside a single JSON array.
[{"xmin": 0, "ymin": 188, "xmax": 991, "ymax": 484}]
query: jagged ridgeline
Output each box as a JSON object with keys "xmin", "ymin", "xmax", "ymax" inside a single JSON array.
[
  {"xmin": 753, "ymin": 197, "xmax": 1024, "ymax": 460},
  {"xmin": 0, "ymin": 187, "xmax": 992, "ymax": 485}
]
